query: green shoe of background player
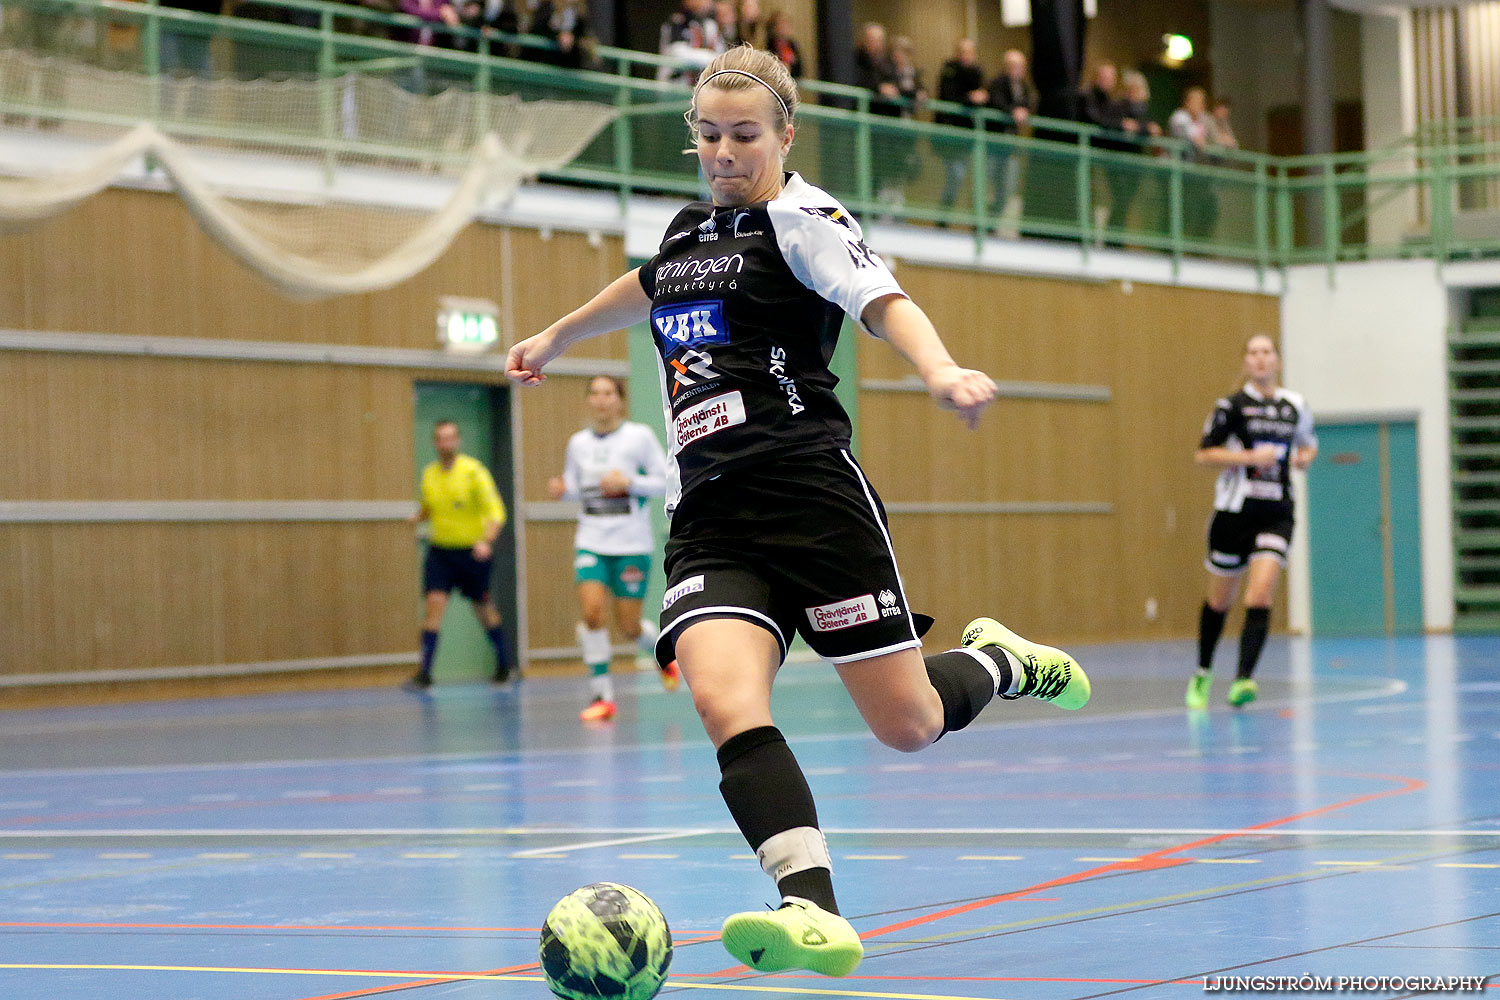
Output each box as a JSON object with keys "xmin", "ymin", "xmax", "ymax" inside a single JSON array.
[
  {"xmin": 721, "ymin": 897, "xmax": 863, "ymax": 977},
  {"xmin": 960, "ymin": 617, "xmax": 1090, "ymax": 710},
  {"xmin": 1185, "ymin": 671, "xmax": 1212, "ymax": 710},
  {"xmin": 1227, "ymin": 677, "xmax": 1259, "ymax": 707}
]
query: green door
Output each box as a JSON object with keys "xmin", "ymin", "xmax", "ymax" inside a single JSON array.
[
  {"xmin": 413, "ymin": 381, "xmax": 516, "ymax": 681},
  {"xmin": 1307, "ymin": 421, "xmax": 1423, "ymax": 636}
]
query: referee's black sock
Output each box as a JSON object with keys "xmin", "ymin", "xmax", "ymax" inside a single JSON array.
[
  {"xmin": 1237, "ymin": 607, "xmax": 1271, "ymax": 680},
  {"xmin": 1198, "ymin": 603, "xmax": 1227, "ymax": 672},
  {"xmin": 924, "ymin": 649, "xmax": 1008, "ymax": 738},
  {"xmin": 717, "ymin": 725, "xmax": 839, "ymax": 915},
  {"xmin": 419, "ymin": 630, "xmax": 439, "ymax": 680},
  {"xmin": 486, "ymin": 626, "xmax": 510, "ymax": 678}
]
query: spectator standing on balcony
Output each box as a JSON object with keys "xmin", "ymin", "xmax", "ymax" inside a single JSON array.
[
  {"xmin": 765, "ymin": 10, "xmax": 801, "ymax": 78},
  {"xmin": 394, "ymin": 0, "xmax": 459, "ymax": 93},
  {"xmin": 531, "ymin": 0, "xmax": 591, "ymax": 68},
  {"xmin": 984, "ymin": 48, "xmax": 1036, "ymax": 224},
  {"xmin": 715, "ymin": 0, "xmax": 739, "ymax": 46},
  {"xmin": 455, "ymin": 0, "xmax": 519, "ymax": 55},
  {"xmin": 1169, "ymin": 86, "xmax": 1217, "ymax": 240},
  {"xmin": 1210, "ymin": 96, "xmax": 1239, "ymax": 155},
  {"xmin": 738, "ymin": 0, "xmax": 765, "ymax": 50},
  {"xmin": 852, "ymin": 21, "xmax": 893, "ymax": 100},
  {"xmin": 872, "ymin": 35, "xmax": 924, "ymax": 219},
  {"xmin": 934, "ymin": 38, "xmax": 987, "ymax": 225},
  {"xmin": 1103, "ymin": 68, "xmax": 1161, "ymax": 243},
  {"xmin": 658, "ymin": 0, "xmax": 722, "ymax": 84}
]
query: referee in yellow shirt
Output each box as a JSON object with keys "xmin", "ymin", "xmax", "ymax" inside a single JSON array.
[{"xmin": 408, "ymin": 420, "xmax": 511, "ymax": 688}]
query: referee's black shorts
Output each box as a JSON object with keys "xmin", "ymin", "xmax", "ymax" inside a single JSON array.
[
  {"xmin": 1205, "ymin": 506, "xmax": 1295, "ymax": 575},
  {"xmin": 655, "ymin": 448, "xmax": 923, "ymax": 667},
  {"xmin": 423, "ymin": 544, "xmax": 493, "ymax": 603}
]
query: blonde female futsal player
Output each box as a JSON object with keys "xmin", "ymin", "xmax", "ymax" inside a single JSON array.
[{"xmin": 506, "ymin": 45, "xmax": 1091, "ymax": 977}]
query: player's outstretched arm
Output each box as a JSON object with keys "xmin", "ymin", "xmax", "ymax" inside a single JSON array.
[
  {"xmin": 862, "ymin": 292, "xmax": 997, "ymax": 430},
  {"xmin": 505, "ymin": 269, "xmax": 653, "ymax": 386}
]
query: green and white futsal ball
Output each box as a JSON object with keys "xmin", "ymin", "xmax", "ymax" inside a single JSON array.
[{"xmin": 539, "ymin": 882, "xmax": 673, "ymax": 1000}]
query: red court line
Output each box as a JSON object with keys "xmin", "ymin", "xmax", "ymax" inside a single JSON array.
[{"xmin": 708, "ymin": 769, "xmax": 1426, "ymax": 977}]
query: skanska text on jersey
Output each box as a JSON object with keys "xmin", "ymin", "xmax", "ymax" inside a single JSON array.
[{"xmin": 768, "ymin": 346, "xmax": 805, "ymax": 415}]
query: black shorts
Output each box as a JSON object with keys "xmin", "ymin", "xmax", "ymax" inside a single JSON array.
[
  {"xmin": 1205, "ymin": 507, "xmax": 1294, "ymax": 575},
  {"xmin": 655, "ymin": 448, "xmax": 924, "ymax": 666},
  {"xmin": 423, "ymin": 545, "xmax": 493, "ymax": 602}
]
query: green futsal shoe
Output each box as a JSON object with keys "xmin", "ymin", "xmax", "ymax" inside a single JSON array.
[
  {"xmin": 961, "ymin": 618, "xmax": 1090, "ymax": 710},
  {"xmin": 1227, "ymin": 678, "xmax": 1259, "ymax": 708},
  {"xmin": 1185, "ymin": 671, "xmax": 1212, "ymax": 710},
  {"xmin": 720, "ymin": 897, "xmax": 863, "ymax": 977}
]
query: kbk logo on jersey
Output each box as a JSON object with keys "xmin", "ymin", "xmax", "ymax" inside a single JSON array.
[{"xmin": 652, "ymin": 299, "xmax": 730, "ymax": 349}]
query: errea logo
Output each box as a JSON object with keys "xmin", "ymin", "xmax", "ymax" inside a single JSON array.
[{"xmin": 878, "ymin": 589, "xmax": 903, "ymax": 618}]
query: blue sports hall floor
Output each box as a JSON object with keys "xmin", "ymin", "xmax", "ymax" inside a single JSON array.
[{"xmin": 1, "ymin": 635, "xmax": 1497, "ymax": 1000}]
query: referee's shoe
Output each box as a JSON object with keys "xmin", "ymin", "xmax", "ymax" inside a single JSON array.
[{"xmin": 961, "ymin": 618, "xmax": 1091, "ymax": 710}]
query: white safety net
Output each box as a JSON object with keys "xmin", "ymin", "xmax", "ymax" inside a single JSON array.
[{"xmin": 0, "ymin": 47, "xmax": 618, "ymax": 297}]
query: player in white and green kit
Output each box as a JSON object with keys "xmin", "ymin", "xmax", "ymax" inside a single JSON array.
[{"xmin": 548, "ymin": 376, "xmax": 676, "ymax": 722}]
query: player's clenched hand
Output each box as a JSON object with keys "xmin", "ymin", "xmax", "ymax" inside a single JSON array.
[
  {"xmin": 926, "ymin": 366, "xmax": 997, "ymax": 430},
  {"xmin": 505, "ymin": 332, "xmax": 561, "ymax": 386}
]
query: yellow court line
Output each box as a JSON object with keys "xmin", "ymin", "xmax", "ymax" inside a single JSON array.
[
  {"xmin": 0, "ymin": 964, "xmax": 1009, "ymax": 1000},
  {"xmin": 1437, "ymin": 862, "xmax": 1500, "ymax": 868}
]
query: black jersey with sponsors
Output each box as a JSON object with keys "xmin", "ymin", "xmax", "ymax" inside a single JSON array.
[
  {"xmin": 638, "ymin": 172, "xmax": 905, "ymax": 512},
  {"xmin": 1199, "ymin": 384, "xmax": 1317, "ymax": 513}
]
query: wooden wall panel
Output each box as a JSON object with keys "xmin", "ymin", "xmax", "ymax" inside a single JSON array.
[
  {"xmin": 860, "ymin": 262, "xmax": 1282, "ymax": 644},
  {"xmin": 0, "ymin": 522, "xmax": 414, "ymax": 676},
  {"xmin": 0, "ymin": 188, "xmax": 630, "ymax": 688},
  {"xmin": 0, "ymin": 188, "xmax": 630, "ymax": 357},
  {"xmin": 0, "ymin": 355, "xmax": 415, "ymax": 501},
  {"xmin": 523, "ymin": 521, "xmax": 587, "ymax": 651}
]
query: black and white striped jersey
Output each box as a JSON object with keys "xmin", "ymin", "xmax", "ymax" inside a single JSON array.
[
  {"xmin": 638, "ymin": 171, "xmax": 905, "ymax": 513},
  {"xmin": 1199, "ymin": 383, "xmax": 1317, "ymax": 513}
]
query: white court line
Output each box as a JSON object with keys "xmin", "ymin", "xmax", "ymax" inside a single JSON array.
[
  {"xmin": 0, "ymin": 674, "xmax": 1411, "ymax": 780},
  {"xmin": 510, "ymin": 829, "xmax": 718, "ymax": 858},
  {"xmin": 2, "ymin": 826, "xmax": 1498, "ymax": 839}
]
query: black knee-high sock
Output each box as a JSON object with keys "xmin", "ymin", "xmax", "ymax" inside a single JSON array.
[
  {"xmin": 717, "ymin": 726, "xmax": 838, "ymax": 914},
  {"xmin": 1198, "ymin": 603, "xmax": 1227, "ymax": 671},
  {"xmin": 925, "ymin": 649, "xmax": 1009, "ymax": 737},
  {"xmin": 1237, "ymin": 607, "xmax": 1271, "ymax": 680}
]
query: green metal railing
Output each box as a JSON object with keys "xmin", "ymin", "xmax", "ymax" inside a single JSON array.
[{"xmin": 7, "ymin": 0, "xmax": 1500, "ymax": 273}]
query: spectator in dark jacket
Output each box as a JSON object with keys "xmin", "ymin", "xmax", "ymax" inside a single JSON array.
[
  {"xmin": 531, "ymin": 0, "xmax": 592, "ymax": 68},
  {"xmin": 455, "ymin": 0, "xmax": 519, "ymax": 55},
  {"xmin": 1102, "ymin": 68, "xmax": 1162, "ymax": 243},
  {"xmin": 765, "ymin": 9, "xmax": 802, "ymax": 78},
  {"xmin": 934, "ymin": 37, "xmax": 987, "ymax": 221},
  {"xmin": 658, "ymin": 0, "xmax": 722, "ymax": 83},
  {"xmin": 984, "ymin": 47, "xmax": 1036, "ymax": 220}
]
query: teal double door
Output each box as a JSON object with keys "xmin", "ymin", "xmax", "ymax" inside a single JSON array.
[{"xmin": 1306, "ymin": 420, "xmax": 1423, "ymax": 636}]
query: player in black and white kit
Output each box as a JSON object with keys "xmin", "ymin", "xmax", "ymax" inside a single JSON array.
[
  {"xmin": 1188, "ymin": 334, "xmax": 1318, "ymax": 710},
  {"xmin": 505, "ymin": 45, "xmax": 1091, "ymax": 978}
]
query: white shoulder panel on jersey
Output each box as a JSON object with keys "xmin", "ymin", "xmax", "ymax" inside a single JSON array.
[
  {"xmin": 1276, "ymin": 388, "xmax": 1318, "ymax": 447},
  {"xmin": 766, "ymin": 172, "xmax": 906, "ymax": 332}
]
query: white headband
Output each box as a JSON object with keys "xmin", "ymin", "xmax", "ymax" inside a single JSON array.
[{"xmin": 694, "ymin": 69, "xmax": 792, "ymax": 122}]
